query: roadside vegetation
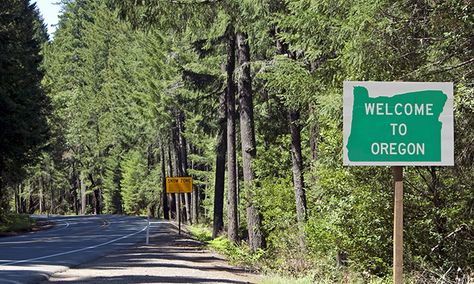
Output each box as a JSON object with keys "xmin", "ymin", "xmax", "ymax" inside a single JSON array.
[
  {"xmin": 0, "ymin": 0, "xmax": 472, "ymax": 283},
  {"xmin": 187, "ymin": 224, "xmax": 394, "ymax": 283},
  {"xmin": 0, "ymin": 213, "xmax": 34, "ymax": 234}
]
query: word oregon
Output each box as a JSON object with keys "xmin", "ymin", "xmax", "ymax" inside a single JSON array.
[
  {"xmin": 371, "ymin": 142, "xmax": 425, "ymax": 155},
  {"xmin": 365, "ymin": 103, "xmax": 434, "ymax": 116}
]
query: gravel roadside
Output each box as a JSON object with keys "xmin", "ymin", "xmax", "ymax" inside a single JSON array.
[{"xmin": 43, "ymin": 220, "xmax": 260, "ymax": 284}]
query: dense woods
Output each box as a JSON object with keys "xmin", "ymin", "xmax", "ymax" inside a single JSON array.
[
  {"xmin": 1, "ymin": 0, "xmax": 473, "ymax": 282},
  {"xmin": 0, "ymin": 0, "xmax": 49, "ymax": 220}
]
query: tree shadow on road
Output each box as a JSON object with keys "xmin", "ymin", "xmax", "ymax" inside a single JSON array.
[{"xmin": 47, "ymin": 221, "xmax": 257, "ymax": 283}]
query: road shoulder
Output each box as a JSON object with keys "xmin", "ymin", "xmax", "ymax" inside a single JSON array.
[{"xmin": 45, "ymin": 220, "xmax": 260, "ymax": 284}]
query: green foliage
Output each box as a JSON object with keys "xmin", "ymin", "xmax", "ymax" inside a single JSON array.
[
  {"xmin": 209, "ymin": 236, "xmax": 266, "ymax": 268},
  {"xmin": 0, "ymin": 213, "xmax": 33, "ymax": 233},
  {"xmin": 260, "ymin": 269, "xmax": 391, "ymax": 284},
  {"xmin": 0, "ymin": 0, "xmax": 50, "ymax": 216},
  {"xmin": 120, "ymin": 150, "xmax": 148, "ymax": 215},
  {"xmin": 102, "ymin": 153, "xmax": 123, "ymax": 214},
  {"xmin": 259, "ymin": 275, "xmax": 314, "ymax": 284},
  {"xmin": 273, "ymin": 0, "xmax": 474, "ymax": 279},
  {"xmin": 3, "ymin": 0, "xmax": 472, "ymax": 282},
  {"xmin": 254, "ymin": 177, "xmax": 296, "ymax": 248},
  {"xmin": 187, "ymin": 223, "xmax": 265, "ymax": 268},
  {"xmin": 187, "ymin": 224, "xmax": 213, "ymax": 242},
  {"xmin": 257, "ymin": 56, "xmax": 316, "ymax": 109}
]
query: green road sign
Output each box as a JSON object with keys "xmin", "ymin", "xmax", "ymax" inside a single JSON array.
[{"xmin": 343, "ymin": 81, "xmax": 453, "ymax": 166}]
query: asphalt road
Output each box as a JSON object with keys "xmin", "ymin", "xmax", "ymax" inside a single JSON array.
[
  {"xmin": 44, "ymin": 221, "xmax": 258, "ymax": 284},
  {"xmin": 0, "ymin": 215, "xmax": 148, "ymax": 284}
]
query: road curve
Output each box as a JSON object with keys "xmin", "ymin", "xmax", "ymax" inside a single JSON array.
[{"xmin": 0, "ymin": 215, "xmax": 147, "ymax": 284}]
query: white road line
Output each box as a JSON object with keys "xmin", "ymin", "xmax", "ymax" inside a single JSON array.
[
  {"xmin": 37, "ymin": 220, "xmax": 70, "ymax": 234},
  {"xmin": 0, "ymin": 225, "xmax": 147, "ymax": 267}
]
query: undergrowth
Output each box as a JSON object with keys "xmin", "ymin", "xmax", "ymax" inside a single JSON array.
[
  {"xmin": 187, "ymin": 224, "xmax": 265, "ymax": 269},
  {"xmin": 186, "ymin": 224, "xmax": 392, "ymax": 283},
  {"xmin": 0, "ymin": 213, "xmax": 33, "ymax": 233},
  {"xmin": 187, "ymin": 225, "xmax": 418, "ymax": 284},
  {"xmin": 186, "ymin": 224, "xmax": 473, "ymax": 283}
]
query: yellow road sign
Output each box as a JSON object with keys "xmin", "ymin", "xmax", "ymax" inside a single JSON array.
[{"xmin": 166, "ymin": 177, "xmax": 193, "ymax": 193}]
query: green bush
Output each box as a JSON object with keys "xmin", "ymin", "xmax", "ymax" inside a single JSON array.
[
  {"xmin": 0, "ymin": 213, "xmax": 33, "ymax": 233},
  {"xmin": 187, "ymin": 224, "xmax": 212, "ymax": 242},
  {"xmin": 208, "ymin": 236, "xmax": 266, "ymax": 268}
]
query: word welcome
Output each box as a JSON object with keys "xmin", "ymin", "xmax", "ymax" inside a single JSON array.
[{"xmin": 364, "ymin": 103, "xmax": 434, "ymax": 116}]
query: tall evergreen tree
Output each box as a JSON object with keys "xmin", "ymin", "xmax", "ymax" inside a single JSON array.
[
  {"xmin": 225, "ymin": 27, "xmax": 238, "ymax": 243},
  {"xmin": 6, "ymin": 0, "xmax": 471, "ymax": 280},
  {"xmin": 0, "ymin": 0, "xmax": 49, "ymax": 218},
  {"xmin": 212, "ymin": 73, "xmax": 227, "ymax": 238},
  {"xmin": 237, "ymin": 31, "xmax": 264, "ymax": 251}
]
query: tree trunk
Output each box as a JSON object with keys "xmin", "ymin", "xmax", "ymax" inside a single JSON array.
[
  {"xmin": 226, "ymin": 28, "xmax": 239, "ymax": 243},
  {"xmin": 212, "ymin": 74, "xmax": 227, "ymax": 238},
  {"xmin": 289, "ymin": 109, "xmax": 307, "ymax": 223},
  {"xmin": 15, "ymin": 185, "xmax": 19, "ymax": 213},
  {"xmin": 28, "ymin": 181, "xmax": 34, "ymax": 214},
  {"xmin": 161, "ymin": 144, "xmax": 170, "ymax": 220},
  {"xmin": 59, "ymin": 185, "xmax": 65, "ymax": 213},
  {"xmin": 184, "ymin": 193, "xmax": 191, "ymax": 223},
  {"xmin": 49, "ymin": 173, "xmax": 54, "ymax": 214},
  {"xmin": 80, "ymin": 172, "xmax": 86, "ymax": 215},
  {"xmin": 336, "ymin": 251, "xmax": 348, "ymax": 267},
  {"xmin": 88, "ymin": 173, "xmax": 101, "ymax": 215},
  {"xmin": 172, "ymin": 112, "xmax": 191, "ymax": 223},
  {"xmin": 192, "ymin": 186, "xmax": 199, "ymax": 223},
  {"xmin": 168, "ymin": 144, "xmax": 178, "ymax": 221},
  {"xmin": 39, "ymin": 175, "xmax": 44, "ymax": 214},
  {"xmin": 0, "ymin": 175, "xmax": 4, "ymax": 221},
  {"xmin": 73, "ymin": 173, "xmax": 79, "ymax": 215},
  {"xmin": 71, "ymin": 163, "xmax": 79, "ymax": 215},
  {"xmin": 237, "ymin": 31, "xmax": 264, "ymax": 251},
  {"xmin": 190, "ymin": 144, "xmax": 199, "ymax": 224},
  {"xmin": 93, "ymin": 188, "xmax": 101, "ymax": 215},
  {"xmin": 148, "ymin": 205, "xmax": 155, "ymax": 218},
  {"xmin": 18, "ymin": 183, "xmax": 27, "ymax": 213},
  {"xmin": 171, "ymin": 120, "xmax": 182, "ymax": 222},
  {"xmin": 177, "ymin": 110, "xmax": 192, "ymax": 223},
  {"xmin": 275, "ymin": 34, "xmax": 308, "ymax": 232}
]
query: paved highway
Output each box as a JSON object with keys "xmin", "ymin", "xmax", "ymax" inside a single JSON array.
[{"xmin": 0, "ymin": 215, "xmax": 148, "ymax": 284}]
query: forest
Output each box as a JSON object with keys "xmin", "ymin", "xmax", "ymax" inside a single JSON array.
[{"xmin": 0, "ymin": 0, "xmax": 473, "ymax": 282}]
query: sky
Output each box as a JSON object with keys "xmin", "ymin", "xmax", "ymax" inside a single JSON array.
[{"xmin": 35, "ymin": 0, "xmax": 62, "ymax": 37}]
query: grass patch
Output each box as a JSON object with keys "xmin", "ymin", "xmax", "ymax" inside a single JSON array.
[
  {"xmin": 185, "ymin": 224, "xmax": 394, "ymax": 283},
  {"xmin": 259, "ymin": 274, "xmax": 314, "ymax": 284},
  {"xmin": 259, "ymin": 272, "xmax": 392, "ymax": 284},
  {"xmin": 208, "ymin": 236, "xmax": 265, "ymax": 267},
  {"xmin": 0, "ymin": 213, "xmax": 34, "ymax": 233},
  {"xmin": 187, "ymin": 224, "xmax": 265, "ymax": 269},
  {"xmin": 187, "ymin": 224, "xmax": 212, "ymax": 242}
]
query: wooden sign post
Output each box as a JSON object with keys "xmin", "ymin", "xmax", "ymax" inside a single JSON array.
[
  {"xmin": 165, "ymin": 177, "xmax": 193, "ymax": 235},
  {"xmin": 177, "ymin": 192, "xmax": 181, "ymax": 234},
  {"xmin": 343, "ymin": 82, "xmax": 454, "ymax": 283},
  {"xmin": 392, "ymin": 166, "xmax": 403, "ymax": 284}
]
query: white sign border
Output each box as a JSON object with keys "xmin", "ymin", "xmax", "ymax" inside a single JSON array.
[{"xmin": 343, "ymin": 81, "xmax": 454, "ymax": 166}]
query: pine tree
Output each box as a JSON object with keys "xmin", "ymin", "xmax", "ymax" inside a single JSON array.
[
  {"xmin": 225, "ymin": 27, "xmax": 238, "ymax": 243},
  {"xmin": 0, "ymin": 0, "xmax": 49, "ymax": 218}
]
